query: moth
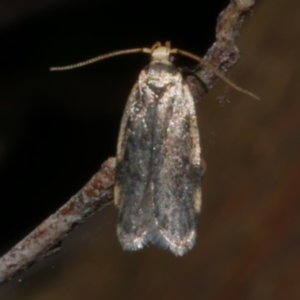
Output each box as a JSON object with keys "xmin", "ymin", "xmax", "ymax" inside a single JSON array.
[{"xmin": 51, "ymin": 42, "xmax": 258, "ymax": 256}]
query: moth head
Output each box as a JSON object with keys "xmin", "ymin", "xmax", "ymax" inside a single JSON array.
[{"xmin": 151, "ymin": 46, "xmax": 171, "ymax": 65}]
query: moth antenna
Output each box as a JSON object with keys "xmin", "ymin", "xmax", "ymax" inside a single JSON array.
[
  {"xmin": 174, "ymin": 48, "xmax": 260, "ymax": 101},
  {"xmin": 50, "ymin": 48, "xmax": 145, "ymax": 71}
]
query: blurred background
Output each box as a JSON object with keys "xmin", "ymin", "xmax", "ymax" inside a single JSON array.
[{"xmin": 1, "ymin": 0, "xmax": 300, "ymax": 299}]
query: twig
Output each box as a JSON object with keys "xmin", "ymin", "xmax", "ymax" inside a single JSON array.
[
  {"xmin": 186, "ymin": 0, "xmax": 256, "ymax": 98},
  {"xmin": 0, "ymin": 158, "xmax": 115, "ymax": 284},
  {"xmin": 0, "ymin": 0, "xmax": 256, "ymax": 284}
]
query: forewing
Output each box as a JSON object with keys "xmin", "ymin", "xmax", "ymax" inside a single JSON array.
[
  {"xmin": 151, "ymin": 77, "xmax": 202, "ymax": 256},
  {"xmin": 114, "ymin": 72, "xmax": 155, "ymax": 250}
]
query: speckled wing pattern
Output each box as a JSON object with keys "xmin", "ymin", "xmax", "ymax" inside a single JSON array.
[{"xmin": 114, "ymin": 62, "xmax": 203, "ymax": 256}]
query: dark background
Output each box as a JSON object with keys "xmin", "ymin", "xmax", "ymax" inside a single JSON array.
[{"xmin": 1, "ymin": 0, "xmax": 300, "ymax": 299}]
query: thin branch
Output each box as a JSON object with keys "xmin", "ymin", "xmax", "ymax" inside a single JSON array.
[
  {"xmin": 0, "ymin": 158, "xmax": 115, "ymax": 284},
  {"xmin": 0, "ymin": 0, "xmax": 256, "ymax": 285},
  {"xmin": 186, "ymin": 0, "xmax": 256, "ymax": 99}
]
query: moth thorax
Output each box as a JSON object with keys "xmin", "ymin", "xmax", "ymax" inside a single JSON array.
[{"xmin": 151, "ymin": 46, "xmax": 171, "ymax": 65}]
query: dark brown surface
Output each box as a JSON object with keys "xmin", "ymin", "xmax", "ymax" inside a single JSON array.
[{"xmin": 1, "ymin": 0, "xmax": 300, "ymax": 299}]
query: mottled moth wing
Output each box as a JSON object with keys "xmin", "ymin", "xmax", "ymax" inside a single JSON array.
[
  {"xmin": 151, "ymin": 65, "xmax": 202, "ymax": 256},
  {"xmin": 115, "ymin": 62, "xmax": 202, "ymax": 256},
  {"xmin": 114, "ymin": 78, "xmax": 154, "ymax": 250}
]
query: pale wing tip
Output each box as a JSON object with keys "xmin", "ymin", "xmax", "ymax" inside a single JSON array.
[
  {"xmin": 117, "ymin": 226, "xmax": 148, "ymax": 251},
  {"xmin": 156, "ymin": 230, "xmax": 196, "ymax": 256},
  {"xmin": 117, "ymin": 226, "xmax": 196, "ymax": 256}
]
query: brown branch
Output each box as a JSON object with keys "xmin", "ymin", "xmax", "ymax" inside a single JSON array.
[
  {"xmin": 0, "ymin": 158, "xmax": 115, "ymax": 284},
  {"xmin": 0, "ymin": 0, "xmax": 256, "ymax": 285},
  {"xmin": 186, "ymin": 0, "xmax": 256, "ymax": 99}
]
